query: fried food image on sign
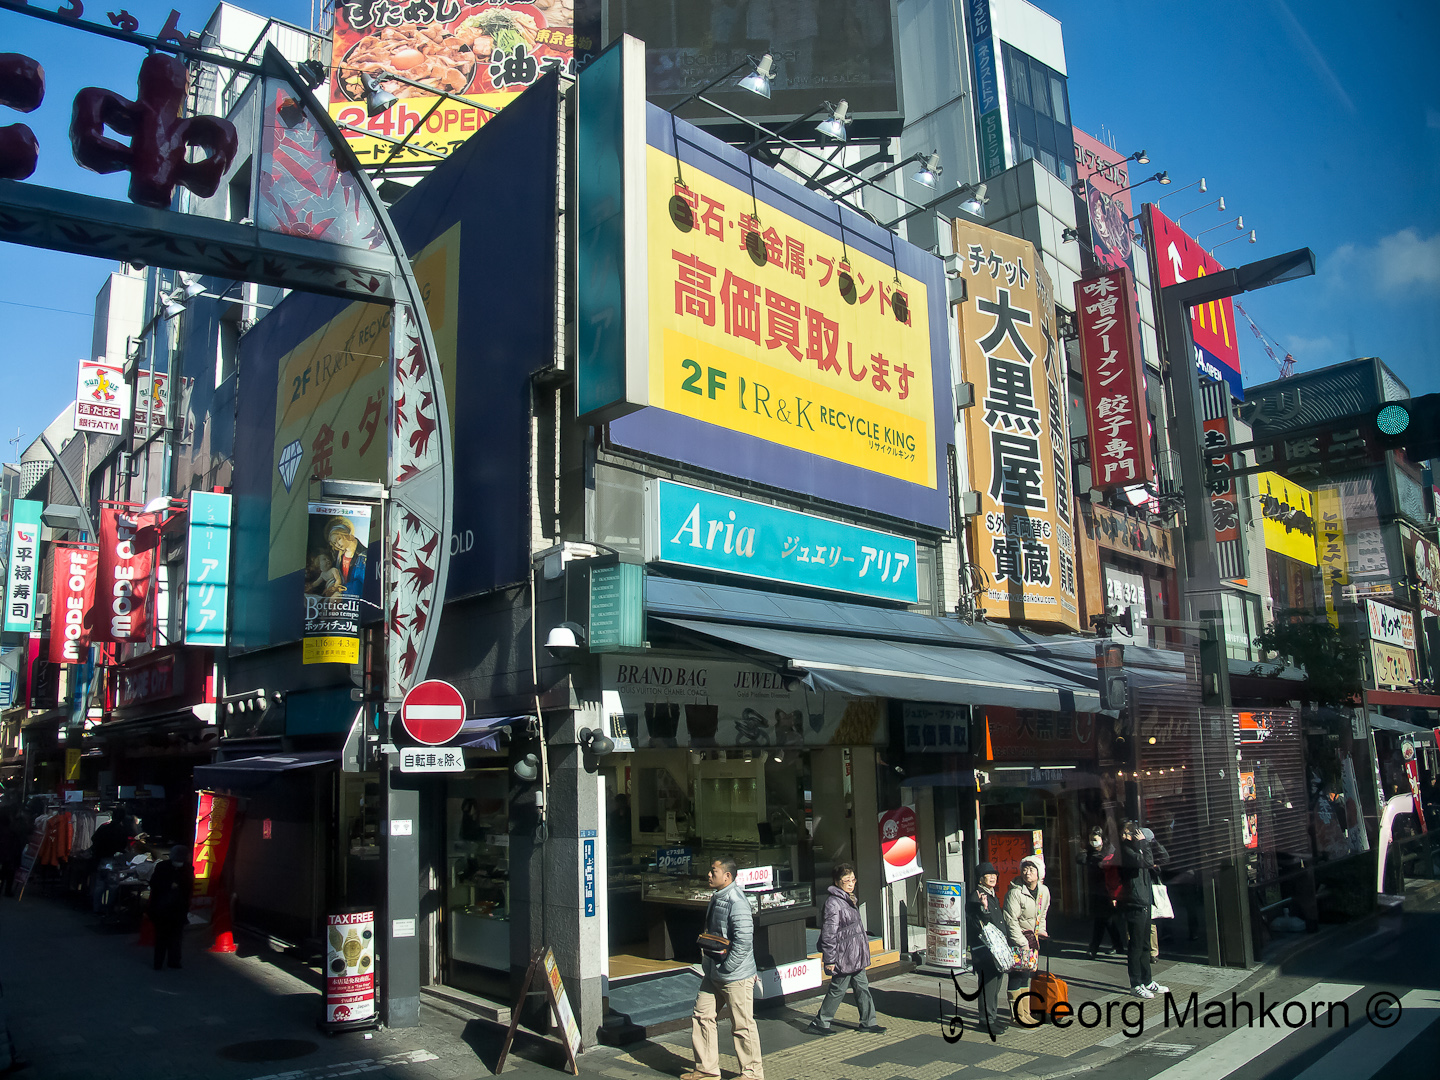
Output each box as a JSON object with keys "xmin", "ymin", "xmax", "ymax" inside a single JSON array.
[{"xmin": 340, "ymin": 22, "xmax": 481, "ymax": 101}]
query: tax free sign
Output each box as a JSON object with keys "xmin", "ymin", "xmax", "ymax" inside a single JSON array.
[{"xmin": 646, "ymin": 480, "xmax": 919, "ymax": 604}]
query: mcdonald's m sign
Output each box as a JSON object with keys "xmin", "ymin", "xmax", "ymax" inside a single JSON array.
[{"xmin": 1144, "ymin": 204, "xmax": 1243, "ymax": 397}]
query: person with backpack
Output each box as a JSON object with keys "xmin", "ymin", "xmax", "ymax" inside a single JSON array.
[
  {"xmin": 808, "ymin": 863, "xmax": 885, "ymax": 1035},
  {"xmin": 1117, "ymin": 821, "xmax": 1169, "ymax": 999}
]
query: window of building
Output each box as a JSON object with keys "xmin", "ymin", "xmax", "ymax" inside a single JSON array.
[{"xmin": 1001, "ymin": 44, "xmax": 1075, "ymax": 185}]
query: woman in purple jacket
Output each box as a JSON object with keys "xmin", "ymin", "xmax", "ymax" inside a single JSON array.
[{"xmin": 808, "ymin": 863, "xmax": 886, "ymax": 1035}]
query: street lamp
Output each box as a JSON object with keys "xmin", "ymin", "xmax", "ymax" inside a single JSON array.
[
  {"xmin": 1196, "ymin": 215, "xmax": 1244, "ymax": 239},
  {"xmin": 910, "ymin": 151, "xmax": 943, "ymax": 188},
  {"xmin": 1112, "ymin": 170, "xmax": 1170, "ymax": 197},
  {"xmin": 1075, "ymin": 148, "xmax": 1150, "ymax": 192}
]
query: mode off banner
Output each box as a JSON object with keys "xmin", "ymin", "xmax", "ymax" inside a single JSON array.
[
  {"xmin": 93, "ymin": 507, "xmax": 157, "ymax": 644},
  {"xmin": 953, "ymin": 220, "xmax": 1080, "ymax": 631},
  {"xmin": 303, "ymin": 501, "xmax": 372, "ymax": 665},
  {"xmin": 48, "ymin": 544, "xmax": 98, "ymax": 665}
]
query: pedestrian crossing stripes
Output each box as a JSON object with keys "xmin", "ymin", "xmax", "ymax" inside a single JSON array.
[{"xmin": 1142, "ymin": 984, "xmax": 1440, "ymax": 1080}]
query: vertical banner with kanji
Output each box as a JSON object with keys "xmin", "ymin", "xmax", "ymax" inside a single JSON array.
[
  {"xmin": 192, "ymin": 791, "xmax": 237, "ymax": 897},
  {"xmin": 185, "ymin": 491, "xmax": 232, "ymax": 646},
  {"xmin": 1076, "ymin": 266, "xmax": 1153, "ymax": 491},
  {"xmin": 303, "ymin": 501, "xmax": 372, "ymax": 665},
  {"xmin": 954, "ymin": 220, "xmax": 1079, "ymax": 630},
  {"xmin": 93, "ymin": 506, "xmax": 157, "ymax": 644},
  {"xmin": 3, "ymin": 499, "xmax": 42, "ymax": 634},
  {"xmin": 48, "ymin": 543, "xmax": 98, "ymax": 664}
]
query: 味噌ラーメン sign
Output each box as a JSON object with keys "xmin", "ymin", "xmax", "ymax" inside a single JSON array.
[{"xmin": 953, "ymin": 220, "xmax": 1079, "ymax": 630}]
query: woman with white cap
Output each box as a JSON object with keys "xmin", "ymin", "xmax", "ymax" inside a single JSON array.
[{"xmin": 1002, "ymin": 855, "xmax": 1050, "ymax": 1025}]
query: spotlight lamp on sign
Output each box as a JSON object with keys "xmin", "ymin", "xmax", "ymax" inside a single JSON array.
[
  {"xmin": 544, "ymin": 621, "xmax": 586, "ymax": 659},
  {"xmin": 1112, "ymin": 171, "xmax": 1169, "ymax": 198},
  {"xmin": 1212, "ymin": 229, "xmax": 1257, "ymax": 255},
  {"xmin": 816, "ymin": 100, "xmax": 850, "ymax": 142},
  {"xmin": 1197, "ymin": 215, "xmax": 1244, "ymax": 240},
  {"xmin": 578, "ymin": 728, "xmax": 616, "ymax": 758},
  {"xmin": 1175, "ymin": 195, "xmax": 1223, "ymax": 224},
  {"xmin": 296, "ymin": 59, "xmax": 327, "ymax": 90},
  {"xmin": 1156, "ymin": 176, "xmax": 1205, "ymax": 207},
  {"xmin": 737, "ymin": 53, "xmax": 775, "ymax": 99},
  {"xmin": 360, "ymin": 73, "xmax": 397, "ymax": 117},
  {"xmin": 910, "ymin": 152, "xmax": 943, "ymax": 189}
]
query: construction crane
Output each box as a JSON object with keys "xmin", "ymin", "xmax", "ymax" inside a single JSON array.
[{"xmin": 1234, "ymin": 302, "xmax": 1295, "ymax": 378}]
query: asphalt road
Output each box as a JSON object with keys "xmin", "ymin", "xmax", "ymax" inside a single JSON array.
[{"xmin": 1087, "ymin": 908, "xmax": 1440, "ymax": 1080}]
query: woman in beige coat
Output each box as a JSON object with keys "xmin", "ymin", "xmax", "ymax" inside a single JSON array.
[{"xmin": 1001, "ymin": 855, "xmax": 1050, "ymax": 1023}]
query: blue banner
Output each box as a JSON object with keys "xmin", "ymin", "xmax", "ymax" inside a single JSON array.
[
  {"xmin": 185, "ymin": 491, "xmax": 232, "ymax": 646},
  {"xmin": 648, "ymin": 480, "xmax": 919, "ymax": 604},
  {"xmin": 583, "ymin": 838, "xmax": 596, "ymax": 917}
]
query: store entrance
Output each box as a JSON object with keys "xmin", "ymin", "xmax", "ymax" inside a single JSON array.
[{"xmin": 439, "ymin": 762, "xmax": 511, "ymax": 1000}]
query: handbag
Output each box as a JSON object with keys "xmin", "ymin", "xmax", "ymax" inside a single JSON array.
[
  {"xmin": 697, "ymin": 931, "xmax": 730, "ymax": 957},
  {"xmin": 1151, "ymin": 883, "xmax": 1175, "ymax": 920},
  {"xmin": 1011, "ymin": 929, "xmax": 1039, "ymax": 972},
  {"xmin": 1029, "ymin": 949, "xmax": 1069, "ymax": 1021},
  {"xmin": 979, "ymin": 923, "xmax": 1015, "ymax": 972}
]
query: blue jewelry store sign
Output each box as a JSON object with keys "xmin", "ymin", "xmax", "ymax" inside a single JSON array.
[{"xmin": 645, "ymin": 480, "xmax": 919, "ymax": 604}]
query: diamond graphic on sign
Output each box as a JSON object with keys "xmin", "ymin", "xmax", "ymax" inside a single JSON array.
[{"xmin": 277, "ymin": 440, "xmax": 304, "ymax": 492}]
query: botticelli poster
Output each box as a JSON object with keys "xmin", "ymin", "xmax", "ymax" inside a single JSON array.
[{"xmin": 953, "ymin": 220, "xmax": 1079, "ymax": 630}]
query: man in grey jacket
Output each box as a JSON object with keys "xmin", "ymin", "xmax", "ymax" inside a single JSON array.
[{"xmin": 685, "ymin": 857, "xmax": 762, "ymax": 1080}]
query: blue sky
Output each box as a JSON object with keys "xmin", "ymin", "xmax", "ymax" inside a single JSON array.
[
  {"xmin": 1, "ymin": 0, "xmax": 1436, "ymax": 464},
  {"xmin": 1037, "ymin": 0, "xmax": 1440, "ymax": 392}
]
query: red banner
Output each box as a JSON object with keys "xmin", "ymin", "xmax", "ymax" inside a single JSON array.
[
  {"xmin": 1076, "ymin": 266, "xmax": 1154, "ymax": 490},
  {"xmin": 192, "ymin": 791, "xmax": 236, "ymax": 898},
  {"xmin": 48, "ymin": 544, "xmax": 98, "ymax": 665},
  {"xmin": 1144, "ymin": 203, "xmax": 1242, "ymax": 389},
  {"xmin": 93, "ymin": 507, "xmax": 157, "ymax": 644}
]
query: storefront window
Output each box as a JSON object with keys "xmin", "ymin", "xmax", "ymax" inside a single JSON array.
[{"xmin": 444, "ymin": 764, "xmax": 510, "ymax": 990}]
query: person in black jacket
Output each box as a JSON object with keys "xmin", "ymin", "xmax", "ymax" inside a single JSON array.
[
  {"xmin": 1076, "ymin": 825, "xmax": 1125, "ymax": 960},
  {"xmin": 965, "ymin": 862, "xmax": 1010, "ymax": 1033},
  {"xmin": 148, "ymin": 846, "xmax": 194, "ymax": 970},
  {"xmin": 1117, "ymin": 821, "xmax": 1168, "ymax": 999}
]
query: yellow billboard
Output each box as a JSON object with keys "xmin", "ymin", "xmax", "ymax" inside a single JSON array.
[
  {"xmin": 953, "ymin": 220, "xmax": 1079, "ymax": 630},
  {"xmin": 1256, "ymin": 472, "xmax": 1318, "ymax": 566},
  {"xmin": 645, "ymin": 146, "xmax": 937, "ymax": 489},
  {"xmin": 268, "ymin": 224, "xmax": 461, "ymax": 581}
]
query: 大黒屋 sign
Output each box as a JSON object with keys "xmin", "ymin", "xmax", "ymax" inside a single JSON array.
[
  {"xmin": 954, "ymin": 220, "xmax": 1079, "ymax": 630},
  {"xmin": 646, "ymin": 479, "xmax": 919, "ymax": 604}
]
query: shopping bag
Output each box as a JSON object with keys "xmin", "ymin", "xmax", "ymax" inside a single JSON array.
[
  {"xmin": 979, "ymin": 923, "xmax": 1015, "ymax": 971},
  {"xmin": 1029, "ymin": 951, "xmax": 1069, "ymax": 1021},
  {"xmin": 1151, "ymin": 883, "xmax": 1175, "ymax": 920},
  {"xmin": 1009, "ymin": 942, "xmax": 1038, "ymax": 972}
]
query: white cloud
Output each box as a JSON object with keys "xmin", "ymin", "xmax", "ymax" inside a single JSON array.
[
  {"xmin": 1324, "ymin": 229, "xmax": 1440, "ymax": 294},
  {"xmin": 1280, "ymin": 334, "xmax": 1336, "ymax": 358}
]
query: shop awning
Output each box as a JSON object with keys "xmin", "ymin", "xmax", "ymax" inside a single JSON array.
[
  {"xmin": 194, "ymin": 751, "xmax": 339, "ymax": 791},
  {"xmin": 1367, "ymin": 689, "xmax": 1440, "ymax": 709},
  {"xmin": 656, "ymin": 618, "xmax": 1102, "ymax": 712},
  {"xmin": 457, "ymin": 715, "xmax": 529, "ymax": 750},
  {"xmin": 1366, "ymin": 713, "xmax": 1436, "ymax": 744}
]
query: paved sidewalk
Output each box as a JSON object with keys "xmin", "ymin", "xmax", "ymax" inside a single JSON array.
[{"xmin": 0, "ymin": 887, "xmax": 1393, "ymax": 1080}]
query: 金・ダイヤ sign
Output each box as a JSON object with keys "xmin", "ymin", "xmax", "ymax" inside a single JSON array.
[
  {"xmin": 1076, "ymin": 266, "xmax": 1153, "ymax": 490},
  {"xmin": 954, "ymin": 220, "xmax": 1079, "ymax": 630},
  {"xmin": 648, "ymin": 146, "xmax": 937, "ymax": 490}
]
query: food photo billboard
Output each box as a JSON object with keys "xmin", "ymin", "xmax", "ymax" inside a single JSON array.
[
  {"xmin": 578, "ymin": 37, "xmax": 953, "ymax": 530},
  {"xmin": 330, "ymin": 0, "xmax": 596, "ymax": 165},
  {"xmin": 953, "ymin": 220, "xmax": 1080, "ymax": 630}
]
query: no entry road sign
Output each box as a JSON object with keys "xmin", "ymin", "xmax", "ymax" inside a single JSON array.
[{"xmin": 399, "ymin": 679, "xmax": 465, "ymax": 745}]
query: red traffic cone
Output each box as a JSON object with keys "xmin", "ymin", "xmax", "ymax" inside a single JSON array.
[
  {"xmin": 209, "ymin": 890, "xmax": 238, "ymax": 953},
  {"xmin": 138, "ymin": 913, "xmax": 155, "ymax": 947}
]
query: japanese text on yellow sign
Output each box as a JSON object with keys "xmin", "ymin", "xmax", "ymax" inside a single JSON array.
[
  {"xmin": 647, "ymin": 147, "xmax": 936, "ymax": 488},
  {"xmin": 1315, "ymin": 486, "xmax": 1348, "ymax": 628},
  {"xmin": 1256, "ymin": 472, "xmax": 1317, "ymax": 566},
  {"xmin": 953, "ymin": 221, "xmax": 1078, "ymax": 629}
]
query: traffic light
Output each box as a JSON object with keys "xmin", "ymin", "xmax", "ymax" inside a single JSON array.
[
  {"xmin": 1096, "ymin": 641, "xmax": 1128, "ymax": 712},
  {"xmin": 1371, "ymin": 394, "xmax": 1440, "ymax": 463}
]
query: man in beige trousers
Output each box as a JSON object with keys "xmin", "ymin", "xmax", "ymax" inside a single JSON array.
[{"xmin": 683, "ymin": 857, "xmax": 762, "ymax": 1080}]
